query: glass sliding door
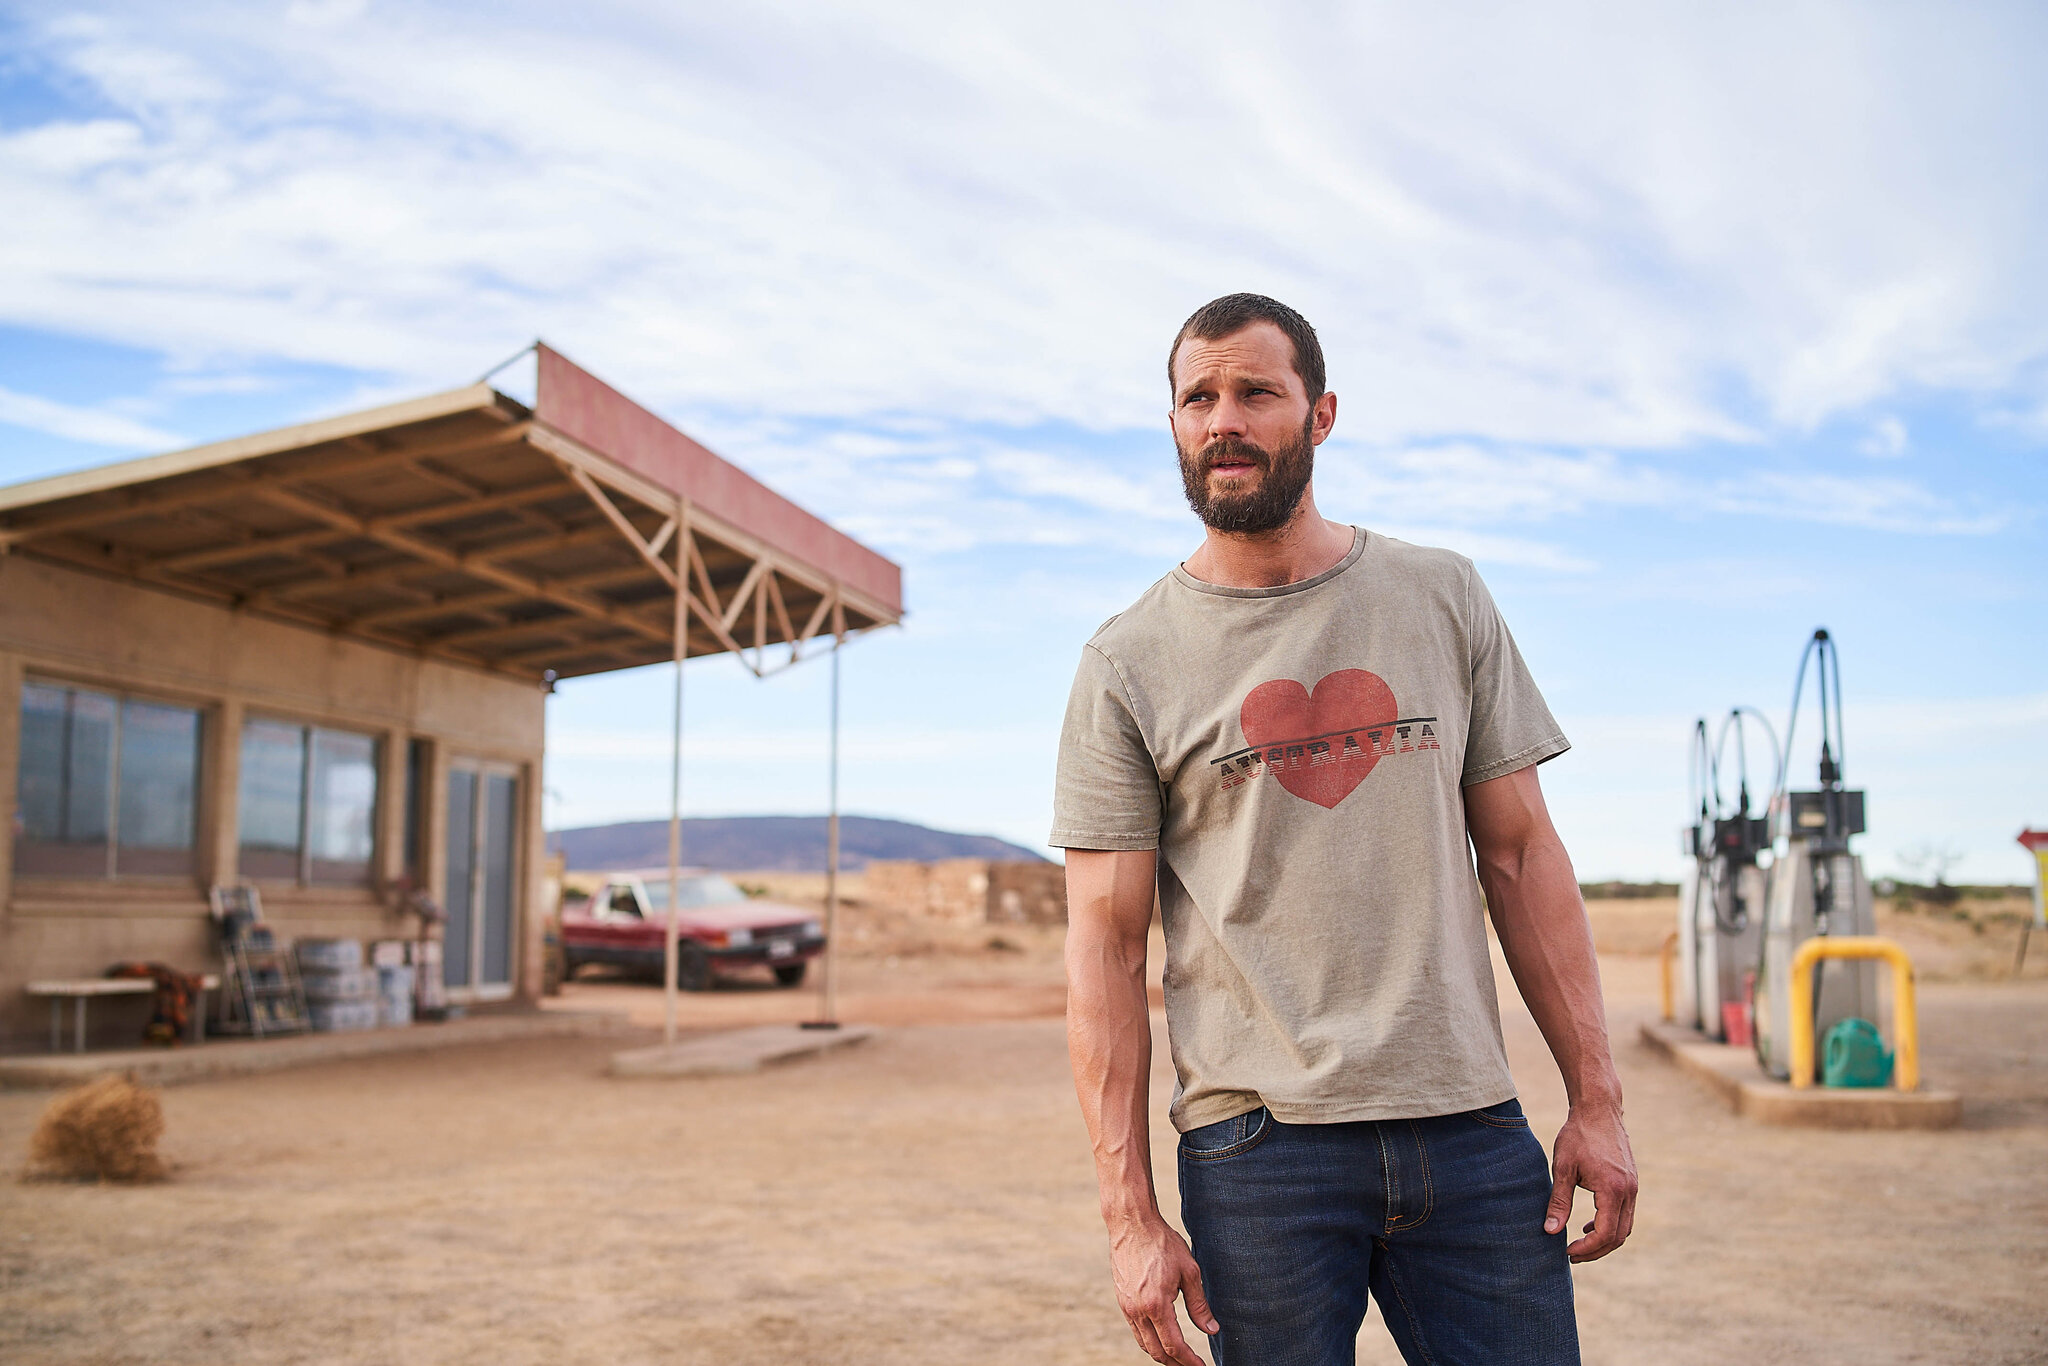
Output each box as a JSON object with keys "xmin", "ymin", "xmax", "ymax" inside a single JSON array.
[
  {"xmin": 443, "ymin": 760, "xmax": 520, "ymax": 1000},
  {"xmin": 443, "ymin": 769, "xmax": 476, "ymax": 993},
  {"xmin": 480, "ymin": 774, "xmax": 517, "ymax": 989}
]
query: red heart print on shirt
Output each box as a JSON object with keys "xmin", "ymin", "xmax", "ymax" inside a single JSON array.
[{"xmin": 1239, "ymin": 669, "xmax": 1400, "ymax": 809}]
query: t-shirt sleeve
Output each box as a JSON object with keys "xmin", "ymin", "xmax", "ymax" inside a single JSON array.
[
  {"xmin": 1461, "ymin": 562, "xmax": 1570, "ymax": 786},
  {"xmin": 1049, "ymin": 643, "xmax": 1163, "ymax": 850}
]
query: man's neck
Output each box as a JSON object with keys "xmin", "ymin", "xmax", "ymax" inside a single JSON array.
[{"xmin": 1181, "ymin": 496, "xmax": 1355, "ymax": 590}]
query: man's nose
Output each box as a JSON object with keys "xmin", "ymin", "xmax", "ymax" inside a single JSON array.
[{"xmin": 1207, "ymin": 394, "xmax": 1251, "ymax": 440}]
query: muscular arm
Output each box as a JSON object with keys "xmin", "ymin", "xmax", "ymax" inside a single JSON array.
[
  {"xmin": 1464, "ymin": 765, "xmax": 1639, "ymax": 1262},
  {"xmin": 1065, "ymin": 848, "xmax": 1218, "ymax": 1365}
]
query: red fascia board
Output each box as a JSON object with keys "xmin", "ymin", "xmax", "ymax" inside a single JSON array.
[{"xmin": 534, "ymin": 345, "xmax": 902, "ymax": 615}]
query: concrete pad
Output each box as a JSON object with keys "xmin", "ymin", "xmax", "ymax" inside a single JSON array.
[
  {"xmin": 0, "ymin": 1011, "xmax": 626, "ymax": 1090},
  {"xmin": 1639, "ymin": 1019, "xmax": 1962, "ymax": 1130},
  {"xmin": 609, "ymin": 1023, "xmax": 877, "ymax": 1079}
]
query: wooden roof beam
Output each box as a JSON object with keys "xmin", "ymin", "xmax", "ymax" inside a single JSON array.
[
  {"xmin": 720, "ymin": 556, "xmax": 771, "ymax": 635},
  {"xmin": 530, "ymin": 423, "xmax": 851, "ymax": 607},
  {"xmin": 289, "ymin": 521, "xmax": 625, "ymax": 615},
  {"xmin": 767, "ymin": 571, "xmax": 797, "ymax": 652},
  {"xmin": 346, "ymin": 559, "xmax": 661, "ymax": 631},
  {"xmin": 23, "ymin": 535, "xmax": 532, "ymax": 677},
  {"xmin": 0, "ymin": 426, "xmax": 530, "ymax": 550},
  {"xmin": 155, "ymin": 523, "xmax": 348, "ymax": 574},
  {"xmin": 252, "ymin": 486, "xmax": 674, "ymax": 647},
  {"xmin": 490, "ymin": 641, "xmax": 647, "ymax": 673},
  {"xmin": 0, "ymin": 432, "xmax": 495, "ymax": 548},
  {"xmin": 385, "ymin": 474, "xmax": 565, "ymax": 526},
  {"xmin": 418, "ymin": 613, "xmax": 596, "ymax": 650},
  {"xmin": 558, "ymin": 460, "xmax": 679, "ymax": 590}
]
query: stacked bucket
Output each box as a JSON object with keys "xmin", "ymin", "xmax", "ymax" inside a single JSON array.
[
  {"xmin": 370, "ymin": 941, "xmax": 416, "ymax": 1028},
  {"xmin": 296, "ymin": 938, "xmax": 419, "ymax": 1030},
  {"xmin": 297, "ymin": 939, "xmax": 379, "ymax": 1032}
]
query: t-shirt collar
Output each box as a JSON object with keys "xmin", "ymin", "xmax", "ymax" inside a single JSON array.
[{"xmin": 1171, "ymin": 526, "xmax": 1368, "ymax": 599}]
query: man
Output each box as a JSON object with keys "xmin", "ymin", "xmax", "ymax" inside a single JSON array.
[{"xmin": 1054, "ymin": 294, "xmax": 1636, "ymax": 1366}]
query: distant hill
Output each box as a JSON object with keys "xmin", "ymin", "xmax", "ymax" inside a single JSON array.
[{"xmin": 545, "ymin": 815, "xmax": 1049, "ymax": 873}]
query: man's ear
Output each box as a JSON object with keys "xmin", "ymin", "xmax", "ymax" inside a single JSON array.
[{"xmin": 1311, "ymin": 391, "xmax": 1338, "ymax": 446}]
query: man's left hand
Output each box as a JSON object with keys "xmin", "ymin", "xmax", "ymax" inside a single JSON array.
[{"xmin": 1545, "ymin": 1102, "xmax": 1637, "ymax": 1262}]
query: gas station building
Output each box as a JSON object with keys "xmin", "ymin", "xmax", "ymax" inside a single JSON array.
[{"xmin": 0, "ymin": 347, "xmax": 902, "ymax": 1049}]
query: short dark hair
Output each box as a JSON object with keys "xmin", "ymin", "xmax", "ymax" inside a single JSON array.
[{"xmin": 1168, "ymin": 293, "xmax": 1326, "ymax": 404}]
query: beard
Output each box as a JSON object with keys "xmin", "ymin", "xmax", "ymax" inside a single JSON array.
[{"xmin": 1177, "ymin": 416, "xmax": 1316, "ymax": 534}]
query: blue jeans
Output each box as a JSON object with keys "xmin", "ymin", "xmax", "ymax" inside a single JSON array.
[{"xmin": 1176, "ymin": 1098, "xmax": 1577, "ymax": 1365}]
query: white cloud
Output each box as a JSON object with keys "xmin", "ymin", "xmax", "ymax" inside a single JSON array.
[
  {"xmin": 1372, "ymin": 527, "xmax": 1597, "ymax": 574},
  {"xmin": 0, "ymin": 385, "xmax": 185, "ymax": 451},
  {"xmin": 0, "ymin": 118, "xmax": 142, "ymax": 173},
  {"xmin": 284, "ymin": 0, "xmax": 369, "ymax": 27},
  {"xmin": 5, "ymin": 2, "xmax": 2028, "ymax": 563},
  {"xmin": 4, "ymin": 1, "xmax": 2042, "ymax": 871},
  {"xmin": 1710, "ymin": 471, "xmax": 2006, "ymax": 536},
  {"xmin": 1546, "ymin": 691, "xmax": 2048, "ymax": 883},
  {"xmin": 1858, "ymin": 415, "xmax": 1909, "ymax": 458},
  {"xmin": 1, "ymin": 1, "xmax": 2043, "ymax": 455}
]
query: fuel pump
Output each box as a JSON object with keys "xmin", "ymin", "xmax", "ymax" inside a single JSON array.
[
  {"xmin": 1677, "ymin": 710, "xmax": 1775, "ymax": 1039},
  {"xmin": 1754, "ymin": 628, "xmax": 1879, "ymax": 1081},
  {"xmin": 1677, "ymin": 721, "xmax": 1714, "ymax": 1033}
]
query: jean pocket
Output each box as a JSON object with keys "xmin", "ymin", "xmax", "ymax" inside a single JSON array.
[
  {"xmin": 1178, "ymin": 1106, "xmax": 1272, "ymax": 1161},
  {"xmin": 1465, "ymin": 1097, "xmax": 1530, "ymax": 1128}
]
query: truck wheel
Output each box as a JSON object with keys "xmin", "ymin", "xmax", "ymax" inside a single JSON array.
[
  {"xmin": 773, "ymin": 962, "xmax": 807, "ymax": 988},
  {"xmin": 679, "ymin": 945, "xmax": 712, "ymax": 992}
]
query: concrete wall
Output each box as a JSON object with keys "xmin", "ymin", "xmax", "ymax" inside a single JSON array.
[
  {"xmin": 864, "ymin": 858, "xmax": 1066, "ymax": 926},
  {"xmin": 0, "ymin": 556, "xmax": 546, "ymax": 1051},
  {"xmin": 985, "ymin": 860, "xmax": 1067, "ymax": 926}
]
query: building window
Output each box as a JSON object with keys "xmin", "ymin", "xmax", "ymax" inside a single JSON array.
[
  {"xmin": 237, "ymin": 719, "xmax": 379, "ymax": 885},
  {"xmin": 402, "ymin": 737, "xmax": 430, "ymax": 882},
  {"xmin": 15, "ymin": 681, "xmax": 201, "ymax": 878}
]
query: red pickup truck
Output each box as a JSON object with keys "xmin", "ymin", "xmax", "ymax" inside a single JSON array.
[{"xmin": 558, "ymin": 869, "xmax": 825, "ymax": 989}]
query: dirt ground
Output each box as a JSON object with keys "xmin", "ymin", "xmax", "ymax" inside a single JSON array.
[{"xmin": 3, "ymin": 898, "xmax": 2045, "ymax": 1365}]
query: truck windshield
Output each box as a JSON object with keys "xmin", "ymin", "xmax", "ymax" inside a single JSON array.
[{"xmin": 642, "ymin": 875, "xmax": 750, "ymax": 911}]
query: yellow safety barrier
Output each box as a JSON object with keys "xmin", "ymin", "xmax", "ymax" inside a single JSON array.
[
  {"xmin": 1659, "ymin": 930, "xmax": 1679, "ymax": 1023},
  {"xmin": 1787, "ymin": 936, "xmax": 1919, "ymax": 1092}
]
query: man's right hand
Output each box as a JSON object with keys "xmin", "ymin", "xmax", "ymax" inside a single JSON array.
[{"xmin": 1109, "ymin": 1217, "xmax": 1219, "ymax": 1365}]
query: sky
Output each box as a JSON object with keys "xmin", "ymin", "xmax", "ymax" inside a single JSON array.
[{"xmin": 1, "ymin": 1, "xmax": 2043, "ymax": 882}]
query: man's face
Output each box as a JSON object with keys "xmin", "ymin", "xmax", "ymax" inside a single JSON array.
[{"xmin": 1170, "ymin": 322, "xmax": 1330, "ymax": 534}]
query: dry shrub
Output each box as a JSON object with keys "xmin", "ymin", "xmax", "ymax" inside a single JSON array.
[{"xmin": 27, "ymin": 1074, "xmax": 166, "ymax": 1183}]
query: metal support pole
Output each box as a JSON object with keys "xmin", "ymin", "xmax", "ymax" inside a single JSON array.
[
  {"xmin": 809, "ymin": 597, "xmax": 846, "ymax": 1029},
  {"xmin": 663, "ymin": 508, "xmax": 689, "ymax": 1047},
  {"xmin": 2018, "ymin": 833, "xmax": 2048, "ymax": 979}
]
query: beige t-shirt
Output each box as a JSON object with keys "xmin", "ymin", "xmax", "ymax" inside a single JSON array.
[{"xmin": 1051, "ymin": 528, "xmax": 1568, "ymax": 1131}]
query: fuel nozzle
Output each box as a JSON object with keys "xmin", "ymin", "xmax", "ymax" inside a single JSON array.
[{"xmin": 1780, "ymin": 628, "xmax": 1863, "ymax": 849}]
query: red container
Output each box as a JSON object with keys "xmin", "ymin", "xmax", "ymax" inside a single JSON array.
[{"xmin": 1722, "ymin": 1001, "xmax": 1753, "ymax": 1048}]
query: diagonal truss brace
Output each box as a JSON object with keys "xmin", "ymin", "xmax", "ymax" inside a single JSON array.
[{"xmin": 554, "ymin": 454, "xmax": 844, "ymax": 680}]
